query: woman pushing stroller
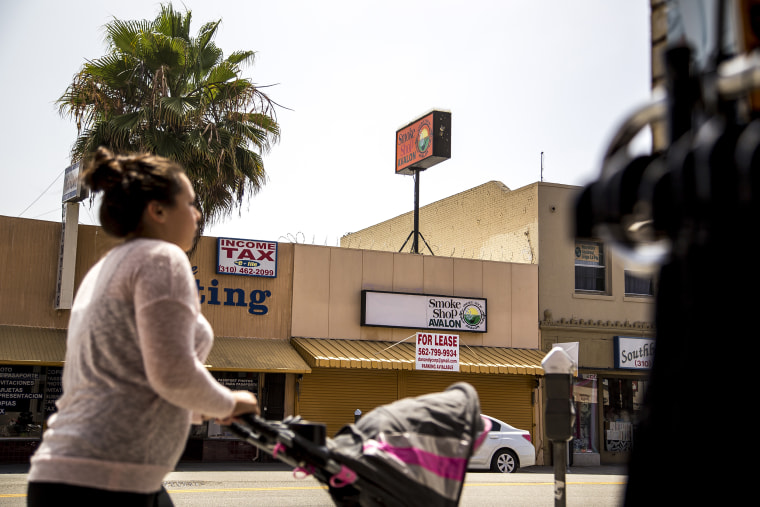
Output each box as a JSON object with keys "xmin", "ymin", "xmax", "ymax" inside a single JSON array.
[{"xmin": 27, "ymin": 147, "xmax": 260, "ymax": 506}]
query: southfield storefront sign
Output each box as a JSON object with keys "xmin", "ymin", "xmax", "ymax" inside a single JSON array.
[
  {"xmin": 614, "ymin": 336, "xmax": 655, "ymax": 370},
  {"xmin": 361, "ymin": 290, "xmax": 486, "ymax": 333},
  {"xmin": 415, "ymin": 332, "xmax": 460, "ymax": 371}
]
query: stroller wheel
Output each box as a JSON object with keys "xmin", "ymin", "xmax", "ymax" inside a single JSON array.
[{"xmin": 491, "ymin": 449, "xmax": 519, "ymax": 473}]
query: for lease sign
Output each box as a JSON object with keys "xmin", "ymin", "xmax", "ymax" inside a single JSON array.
[
  {"xmin": 415, "ymin": 332, "xmax": 459, "ymax": 371},
  {"xmin": 217, "ymin": 238, "xmax": 278, "ymax": 278}
]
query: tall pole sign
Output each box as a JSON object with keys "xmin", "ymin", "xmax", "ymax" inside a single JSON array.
[
  {"xmin": 56, "ymin": 162, "xmax": 88, "ymax": 309},
  {"xmin": 395, "ymin": 110, "xmax": 451, "ymax": 254}
]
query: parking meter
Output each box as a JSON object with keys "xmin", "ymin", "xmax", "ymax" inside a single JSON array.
[
  {"xmin": 542, "ymin": 347, "xmax": 577, "ymax": 507},
  {"xmin": 543, "ymin": 348, "xmax": 576, "ymax": 441}
]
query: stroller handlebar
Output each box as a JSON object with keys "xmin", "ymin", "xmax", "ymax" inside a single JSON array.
[{"xmin": 227, "ymin": 414, "xmax": 347, "ymax": 480}]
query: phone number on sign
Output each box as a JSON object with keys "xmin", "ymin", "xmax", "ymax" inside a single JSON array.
[
  {"xmin": 417, "ymin": 348, "xmax": 458, "ymax": 358},
  {"xmin": 218, "ymin": 265, "xmax": 275, "ymax": 276}
]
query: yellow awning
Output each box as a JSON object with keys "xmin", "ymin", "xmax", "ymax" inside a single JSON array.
[
  {"xmin": 208, "ymin": 337, "xmax": 312, "ymax": 373},
  {"xmin": 0, "ymin": 326, "xmax": 66, "ymax": 365},
  {"xmin": 0, "ymin": 326, "xmax": 311, "ymax": 374},
  {"xmin": 291, "ymin": 337, "xmax": 545, "ymax": 375}
]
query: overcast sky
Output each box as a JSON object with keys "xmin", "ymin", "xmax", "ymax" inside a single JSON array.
[{"xmin": 0, "ymin": 1, "xmax": 652, "ymax": 246}]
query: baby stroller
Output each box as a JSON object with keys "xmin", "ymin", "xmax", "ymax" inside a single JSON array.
[{"xmin": 228, "ymin": 382, "xmax": 487, "ymax": 507}]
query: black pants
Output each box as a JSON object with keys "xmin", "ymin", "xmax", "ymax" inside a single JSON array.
[{"xmin": 27, "ymin": 482, "xmax": 174, "ymax": 507}]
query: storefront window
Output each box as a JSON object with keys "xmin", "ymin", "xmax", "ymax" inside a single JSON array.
[
  {"xmin": 43, "ymin": 367, "xmax": 63, "ymax": 420},
  {"xmin": 575, "ymin": 240, "xmax": 606, "ymax": 292},
  {"xmin": 602, "ymin": 378, "xmax": 647, "ymax": 452},
  {"xmin": 572, "ymin": 375, "xmax": 598, "ymax": 453},
  {"xmin": 190, "ymin": 372, "xmax": 259, "ymax": 440},
  {"xmin": 624, "ymin": 270, "xmax": 655, "ymax": 296},
  {"xmin": 0, "ymin": 366, "xmax": 61, "ymax": 439}
]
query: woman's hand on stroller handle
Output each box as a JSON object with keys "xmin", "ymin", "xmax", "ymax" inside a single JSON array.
[{"xmin": 216, "ymin": 390, "xmax": 260, "ymax": 425}]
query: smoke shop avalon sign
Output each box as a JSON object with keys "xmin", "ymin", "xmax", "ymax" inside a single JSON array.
[{"xmin": 361, "ymin": 291, "xmax": 487, "ymax": 333}]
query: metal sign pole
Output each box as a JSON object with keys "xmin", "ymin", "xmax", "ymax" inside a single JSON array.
[{"xmin": 413, "ymin": 169, "xmax": 420, "ymax": 254}]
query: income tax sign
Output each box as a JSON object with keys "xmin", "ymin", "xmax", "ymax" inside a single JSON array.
[
  {"xmin": 415, "ymin": 332, "xmax": 460, "ymax": 372},
  {"xmin": 217, "ymin": 237, "xmax": 278, "ymax": 278}
]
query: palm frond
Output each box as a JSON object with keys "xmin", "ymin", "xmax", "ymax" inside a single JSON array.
[
  {"xmin": 226, "ymin": 50, "xmax": 256, "ymax": 68},
  {"xmin": 104, "ymin": 18, "xmax": 152, "ymax": 54},
  {"xmin": 196, "ymin": 20, "xmax": 221, "ymax": 49},
  {"xmin": 155, "ymin": 3, "xmax": 192, "ymax": 40},
  {"xmin": 205, "ymin": 64, "xmax": 238, "ymax": 85}
]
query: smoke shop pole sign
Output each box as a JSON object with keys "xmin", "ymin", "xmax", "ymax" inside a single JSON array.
[
  {"xmin": 415, "ymin": 332, "xmax": 460, "ymax": 371},
  {"xmin": 395, "ymin": 110, "xmax": 451, "ymax": 175},
  {"xmin": 361, "ymin": 290, "xmax": 487, "ymax": 333}
]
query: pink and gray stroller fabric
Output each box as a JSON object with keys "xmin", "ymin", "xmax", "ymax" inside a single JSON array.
[
  {"xmin": 326, "ymin": 382, "xmax": 485, "ymax": 506},
  {"xmin": 230, "ymin": 382, "xmax": 485, "ymax": 506}
]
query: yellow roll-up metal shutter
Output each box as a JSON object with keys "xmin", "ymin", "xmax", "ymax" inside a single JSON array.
[
  {"xmin": 404, "ymin": 371, "xmax": 536, "ymax": 436},
  {"xmin": 297, "ymin": 365, "xmax": 536, "ymax": 438},
  {"xmin": 297, "ymin": 368, "xmax": 399, "ymax": 436}
]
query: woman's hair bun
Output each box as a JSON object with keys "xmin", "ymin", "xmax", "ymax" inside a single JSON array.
[
  {"xmin": 75, "ymin": 146, "xmax": 187, "ymax": 238},
  {"xmin": 81, "ymin": 146, "xmax": 125, "ymax": 193}
]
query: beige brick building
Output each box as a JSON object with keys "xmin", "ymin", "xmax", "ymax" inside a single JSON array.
[{"xmin": 342, "ymin": 181, "xmax": 539, "ymax": 263}]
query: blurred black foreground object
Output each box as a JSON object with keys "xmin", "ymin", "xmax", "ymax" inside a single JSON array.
[
  {"xmin": 229, "ymin": 382, "xmax": 484, "ymax": 507},
  {"xmin": 575, "ymin": 11, "xmax": 760, "ymax": 504}
]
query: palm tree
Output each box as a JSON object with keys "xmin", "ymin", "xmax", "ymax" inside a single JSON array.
[{"xmin": 58, "ymin": 3, "xmax": 281, "ymax": 229}]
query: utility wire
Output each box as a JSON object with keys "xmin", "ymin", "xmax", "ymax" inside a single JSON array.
[
  {"xmin": 18, "ymin": 170, "xmax": 64, "ymax": 217},
  {"xmin": 31, "ymin": 208, "xmax": 63, "ymax": 220},
  {"xmin": 30, "ymin": 199, "xmax": 99, "ymax": 225}
]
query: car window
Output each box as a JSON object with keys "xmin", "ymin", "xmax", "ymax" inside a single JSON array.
[{"xmin": 488, "ymin": 418, "xmax": 501, "ymax": 431}]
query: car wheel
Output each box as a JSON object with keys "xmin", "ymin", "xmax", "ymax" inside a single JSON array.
[{"xmin": 491, "ymin": 449, "xmax": 518, "ymax": 473}]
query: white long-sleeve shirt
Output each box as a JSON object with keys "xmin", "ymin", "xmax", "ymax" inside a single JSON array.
[{"xmin": 29, "ymin": 238, "xmax": 236, "ymax": 493}]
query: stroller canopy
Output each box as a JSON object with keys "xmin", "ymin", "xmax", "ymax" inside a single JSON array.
[{"xmin": 326, "ymin": 382, "xmax": 485, "ymax": 507}]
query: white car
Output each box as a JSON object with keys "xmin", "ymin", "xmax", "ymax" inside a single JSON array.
[{"xmin": 468, "ymin": 415, "xmax": 536, "ymax": 473}]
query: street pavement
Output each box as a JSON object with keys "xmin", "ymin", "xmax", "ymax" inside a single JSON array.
[{"xmin": 0, "ymin": 462, "xmax": 629, "ymax": 506}]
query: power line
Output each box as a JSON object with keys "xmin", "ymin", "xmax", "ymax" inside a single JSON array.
[
  {"xmin": 18, "ymin": 170, "xmax": 64, "ymax": 217},
  {"xmin": 30, "ymin": 208, "xmax": 63, "ymax": 220}
]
